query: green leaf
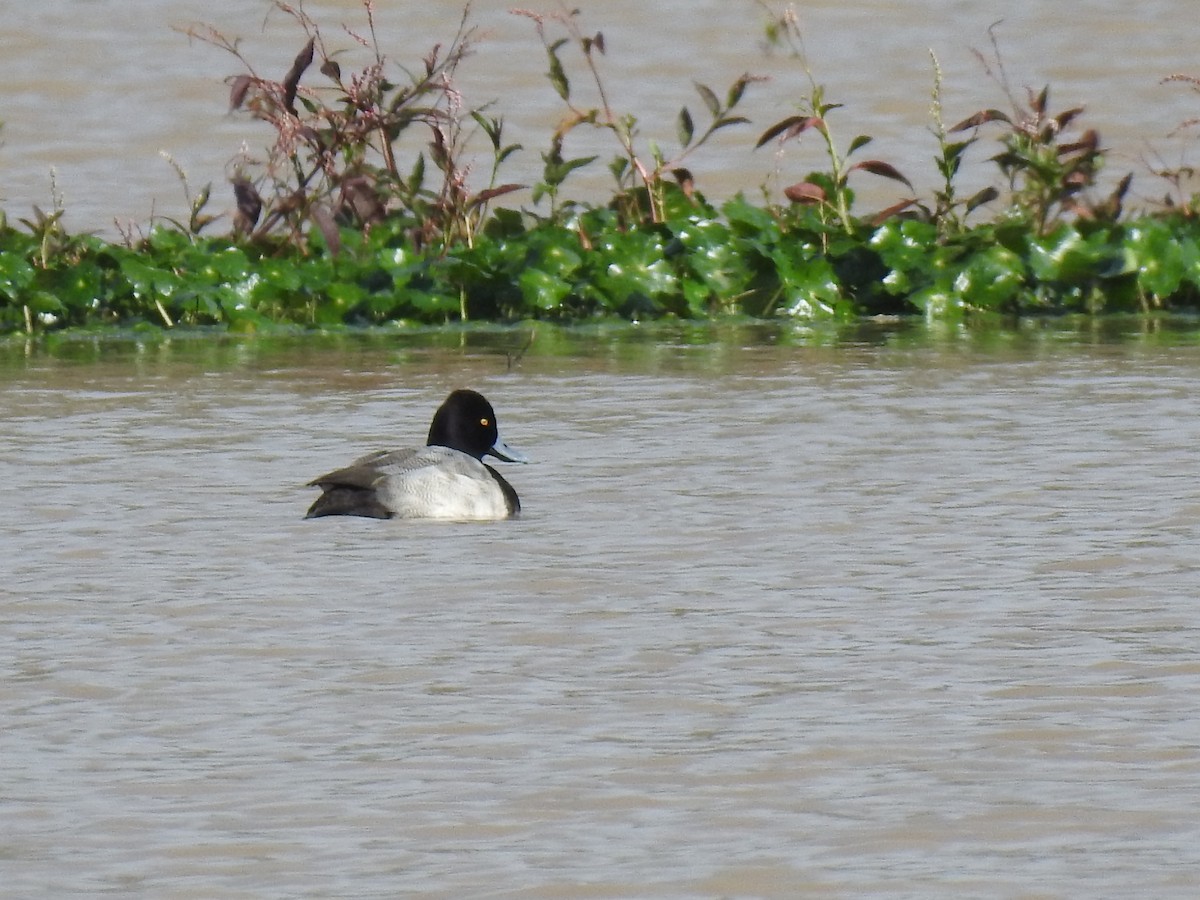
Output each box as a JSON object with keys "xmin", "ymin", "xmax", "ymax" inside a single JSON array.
[
  {"xmin": 119, "ymin": 258, "xmax": 183, "ymax": 299},
  {"xmin": 771, "ymin": 254, "xmax": 844, "ymax": 317},
  {"xmin": 533, "ymin": 238, "xmax": 582, "ymax": 278},
  {"xmin": 547, "ymin": 41, "xmax": 570, "ymax": 101},
  {"xmin": 726, "ymin": 74, "xmax": 751, "ymax": 109},
  {"xmin": 1027, "ymin": 226, "xmax": 1109, "ymax": 285},
  {"xmin": 591, "ymin": 229, "xmax": 678, "ymax": 312},
  {"xmin": 543, "ymin": 154, "xmax": 598, "ymax": 188},
  {"xmin": 672, "ymin": 218, "xmax": 750, "ymax": 308},
  {"xmin": 848, "ymin": 134, "xmax": 873, "ymax": 156},
  {"xmin": 649, "ymin": 140, "xmax": 664, "ymax": 167},
  {"xmin": 909, "ymin": 285, "xmax": 964, "ymax": 320},
  {"xmin": 1128, "ymin": 220, "xmax": 1191, "ymax": 299},
  {"xmin": 206, "ymin": 247, "xmax": 252, "ymax": 281},
  {"xmin": 870, "ymin": 219, "xmax": 939, "ymax": 277},
  {"xmin": 677, "ymin": 106, "xmax": 695, "ymax": 148},
  {"xmin": 694, "ymin": 82, "xmax": 721, "ymax": 117},
  {"xmin": 966, "ymin": 186, "xmax": 1000, "ymax": 215},
  {"xmin": 519, "ymin": 267, "xmax": 572, "ymax": 310},
  {"xmin": 470, "ymin": 110, "xmax": 503, "ymax": 150},
  {"xmin": 409, "ymin": 153, "xmax": 426, "ymax": 194},
  {"xmin": 326, "ymin": 281, "xmax": 367, "ymax": 313},
  {"xmin": 941, "ymin": 140, "xmax": 973, "ymax": 165},
  {"xmin": 26, "ymin": 290, "xmax": 64, "ymax": 314},
  {"xmin": 712, "ymin": 115, "xmax": 750, "ymax": 132},
  {"xmin": 951, "ymin": 245, "xmax": 1026, "ymax": 309},
  {"xmin": 0, "ymin": 252, "xmax": 36, "ymax": 298}
]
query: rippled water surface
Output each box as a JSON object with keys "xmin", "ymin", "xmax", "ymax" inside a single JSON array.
[
  {"xmin": 3, "ymin": 324, "xmax": 1200, "ymax": 896},
  {"xmin": 2, "ymin": 0, "xmax": 1198, "ymax": 232}
]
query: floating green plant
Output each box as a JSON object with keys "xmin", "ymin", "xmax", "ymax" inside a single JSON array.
[{"xmin": 4, "ymin": 1, "xmax": 1200, "ymax": 335}]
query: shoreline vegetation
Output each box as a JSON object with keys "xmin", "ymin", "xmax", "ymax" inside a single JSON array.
[{"xmin": 4, "ymin": 2, "xmax": 1200, "ymax": 337}]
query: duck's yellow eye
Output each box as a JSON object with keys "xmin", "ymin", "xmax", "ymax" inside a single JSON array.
[{"xmin": 480, "ymin": 417, "xmax": 490, "ymax": 426}]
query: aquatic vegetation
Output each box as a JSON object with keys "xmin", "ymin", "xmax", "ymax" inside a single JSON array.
[
  {"xmin": 4, "ymin": 1, "xmax": 1200, "ymax": 335},
  {"xmin": 753, "ymin": 5, "xmax": 914, "ymax": 236},
  {"xmin": 514, "ymin": 4, "xmax": 758, "ymax": 227}
]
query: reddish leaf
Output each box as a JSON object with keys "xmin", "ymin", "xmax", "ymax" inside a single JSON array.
[
  {"xmin": 340, "ymin": 177, "xmax": 385, "ymax": 225},
  {"xmin": 310, "ymin": 204, "xmax": 341, "ymax": 256},
  {"xmin": 783, "ymin": 181, "xmax": 827, "ymax": 204},
  {"xmin": 1093, "ymin": 172, "xmax": 1132, "ymax": 221},
  {"xmin": 950, "ymin": 109, "xmax": 1011, "ymax": 131},
  {"xmin": 283, "ymin": 37, "xmax": 316, "ymax": 116},
  {"xmin": 320, "ymin": 59, "xmax": 342, "ymax": 83},
  {"xmin": 791, "ymin": 116, "xmax": 827, "ymax": 139},
  {"xmin": 966, "ymin": 186, "xmax": 999, "ymax": 214},
  {"xmin": 582, "ymin": 32, "xmax": 605, "ymax": 55},
  {"xmin": 228, "ymin": 74, "xmax": 253, "ymax": 111},
  {"xmin": 1062, "ymin": 171, "xmax": 1090, "ymax": 189},
  {"xmin": 1031, "ymin": 85, "xmax": 1050, "ymax": 116},
  {"xmin": 1054, "ymin": 106, "xmax": 1085, "ymax": 130},
  {"xmin": 469, "ymin": 183, "xmax": 525, "ymax": 208},
  {"xmin": 849, "ymin": 159, "xmax": 914, "ymax": 191},
  {"xmin": 1061, "ymin": 199, "xmax": 1093, "ymax": 219},
  {"xmin": 1058, "ymin": 129, "xmax": 1099, "ymax": 156},
  {"xmin": 232, "ymin": 178, "xmax": 262, "ymax": 233},
  {"xmin": 275, "ymin": 190, "xmax": 305, "ymax": 215},
  {"xmin": 757, "ymin": 116, "xmax": 803, "ymax": 148},
  {"xmin": 1110, "ymin": 172, "xmax": 1133, "ymax": 205},
  {"xmin": 756, "ymin": 115, "xmax": 826, "ymax": 148},
  {"xmin": 869, "ymin": 198, "xmax": 919, "ymax": 225},
  {"xmin": 672, "ymin": 167, "xmax": 695, "ymax": 200}
]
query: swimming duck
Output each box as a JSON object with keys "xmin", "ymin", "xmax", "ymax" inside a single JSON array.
[{"xmin": 305, "ymin": 389, "xmax": 526, "ymax": 520}]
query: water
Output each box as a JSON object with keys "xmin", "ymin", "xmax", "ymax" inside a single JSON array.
[
  {"xmin": 1, "ymin": 0, "xmax": 1198, "ymax": 234},
  {"xmin": 3, "ymin": 324, "xmax": 1200, "ymax": 896}
]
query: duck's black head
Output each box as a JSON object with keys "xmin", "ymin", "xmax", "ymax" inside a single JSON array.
[{"xmin": 427, "ymin": 389, "xmax": 526, "ymax": 463}]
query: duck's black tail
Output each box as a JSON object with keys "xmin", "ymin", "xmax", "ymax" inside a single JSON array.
[{"xmin": 305, "ymin": 487, "xmax": 393, "ymax": 520}]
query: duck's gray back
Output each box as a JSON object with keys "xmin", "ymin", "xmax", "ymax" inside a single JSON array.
[
  {"xmin": 374, "ymin": 446, "xmax": 513, "ymax": 520},
  {"xmin": 307, "ymin": 446, "xmax": 514, "ymax": 520}
]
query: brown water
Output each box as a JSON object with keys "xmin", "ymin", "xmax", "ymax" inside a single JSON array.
[
  {"xmin": 1, "ymin": 0, "xmax": 1198, "ymax": 234},
  {"xmin": 3, "ymin": 323, "xmax": 1200, "ymax": 896}
]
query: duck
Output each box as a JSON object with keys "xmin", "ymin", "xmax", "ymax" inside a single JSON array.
[{"xmin": 305, "ymin": 389, "xmax": 526, "ymax": 520}]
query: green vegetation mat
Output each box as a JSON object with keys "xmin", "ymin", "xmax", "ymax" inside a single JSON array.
[{"xmin": 4, "ymin": 3, "xmax": 1200, "ymax": 335}]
